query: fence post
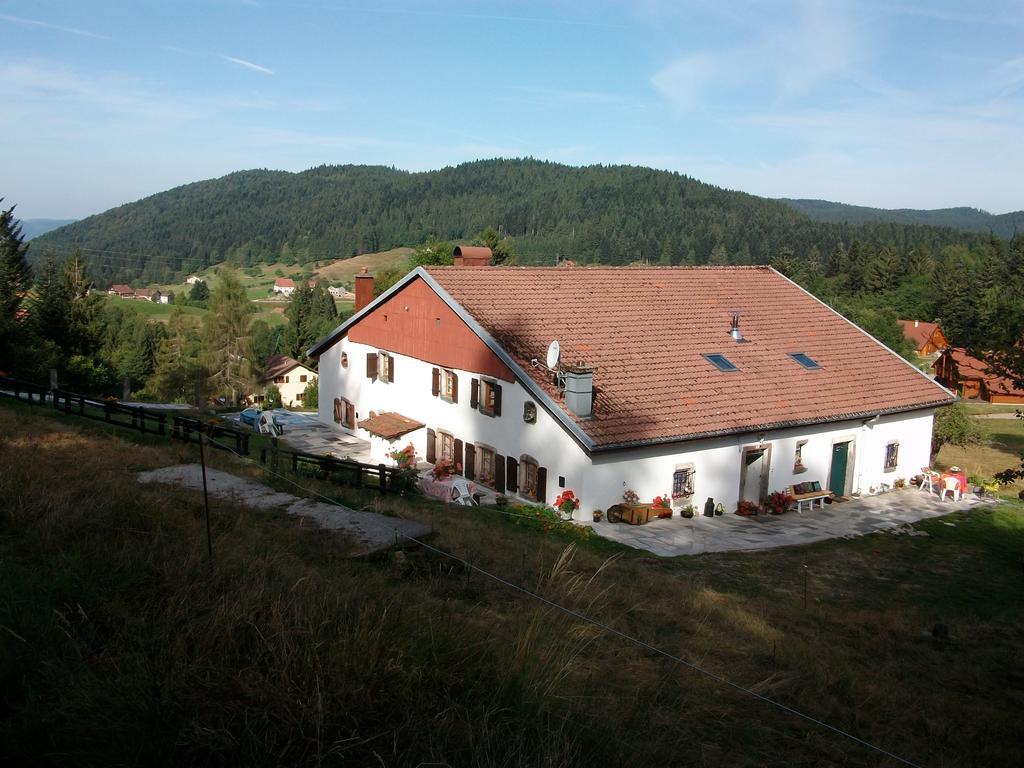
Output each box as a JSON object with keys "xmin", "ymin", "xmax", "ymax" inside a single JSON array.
[
  {"xmin": 378, "ymin": 464, "xmax": 387, "ymax": 494},
  {"xmin": 77, "ymin": 395, "xmax": 84, "ymax": 416},
  {"xmin": 157, "ymin": 413, "xmax": 165, "ymax": 436}
]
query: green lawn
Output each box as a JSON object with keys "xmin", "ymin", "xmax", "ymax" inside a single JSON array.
[{"xmin": 2, "ymin": 400, "xmax": 1023, "ymax": 768}]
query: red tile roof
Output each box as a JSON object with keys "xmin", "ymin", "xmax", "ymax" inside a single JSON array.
[
  {"xmin": 899, "ymin": 320, "xmax": 942, "ymax": 351},
  {"xmin": 358, "ymin": 411, "xmax": 425, "ymax": 440},
  {"xmin": 426, "ymin": 266, "xmax": 953, "ymax": 448},
  {"xmin": 940, "ymin": 348, "xmax": 1024, "ymax": 397},
  {"xmin": 275, "ymin": 278, "xmax": 295, "ymax": 288}
]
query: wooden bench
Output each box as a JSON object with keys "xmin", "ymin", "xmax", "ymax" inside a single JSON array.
[{"xmin": 786, "ymin": 484, "xmax": 834, "ymax": 513}]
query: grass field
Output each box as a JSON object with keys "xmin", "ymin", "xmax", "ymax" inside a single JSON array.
[
  {"xmin": 2, "ymin": 400, "xmax": 1023, "ymax": 767},
  {"xmin": 935, "ymin": 408, "xmax": 1024, "ymax": 493}
]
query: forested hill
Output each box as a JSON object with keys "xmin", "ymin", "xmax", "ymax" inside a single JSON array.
[
  {"xmin": 31, "ymin": 158, "xmax": 989, "ymax": 284},
  {"xmin": 781, "ymin": 198, "xmax": 1023, "ymax": 239}
]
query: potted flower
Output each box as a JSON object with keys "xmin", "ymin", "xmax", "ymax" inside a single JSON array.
[
  {"xmin": 653, "ymin": 494, "xmax": 673, "ymax": 519},
  {"xmin": 736, "ymin": 500, "xmax": 758, "ymax": 516},
  {"xmin": 764, "ymin": 490, "xmax": 794, "ymax": 515},
  {"xmin": 622, "ymin": 489, "xmax": 640, "ymax": 505},
  {"xmin": 680, "ymin": 504, "xmax": 695, "ymax": 519},
  {"xmin": 592, "ymin": 509, "xmax": 603, "ymax": 522},
  {"xmin": 388, "ymin": 442, "xmax": 416, "ymax": 470},
  {"xmin": 553, "ymin": 489, "xmax": 580, "ymax": 519},
  {"xmin": 430, "ymin": 457, "xmax": 459, "ymax": 480}
]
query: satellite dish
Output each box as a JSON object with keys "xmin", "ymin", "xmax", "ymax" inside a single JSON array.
[{"xmin": 546, "ymin": 340, "xmax": 561, "ymax": 369}]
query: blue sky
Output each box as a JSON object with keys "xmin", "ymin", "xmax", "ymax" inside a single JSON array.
[{"xmin": 2, "ymin": 0, "xmax": 1022, "ymax": 219}]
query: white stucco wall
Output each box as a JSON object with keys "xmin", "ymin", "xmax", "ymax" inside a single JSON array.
[{"xmin": 318, "ymin": 335, "xmax": 937, "ymax": 521}]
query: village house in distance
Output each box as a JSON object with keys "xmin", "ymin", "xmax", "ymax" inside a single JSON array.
[
  {"xmin": 249, "ymin": 354, "xmax": 317, "ymax": 407},
  {"xmin": 308, "ymin": 249, "xmax": 954, "ymax": 518}
]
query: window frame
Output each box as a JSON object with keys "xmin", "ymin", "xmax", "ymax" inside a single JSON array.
[
  {"xmin": 438, "ymin": 431, "xmax": 455, "ymax": 463},
  {"xmin": 442, "ymin": 369, "xmax": 457, "ymax": 402},
  {"xmin": 789, "ymin": 352, "xmax": 821, "ymax": 370},
  {"xmin": 703, "ymin": 353, "xmax": 739, "ymax": 372},
  {"xmin": 520, "ymin": 456, "xmax": 539, "ymax": 501},
  {"xmin": 481, "ymin": 379, "xmax": 498, "ymax": 416},
  {"xmin": 794, "ymin": 439, "xmax": 808, "ymax": 473},
  {"xmin": 340, "ymin": 397, "xmax": 355, "ymax": 428},
  {"xmin": 379, "ymin": 352, "xmax": 394, "ymax": 383},
  {"xmin": 476, "ymin": 444, "xmax": 496, "ymax": 487},
  {"xmin": 672, "ymin": 464, "xmax": 695, "ymax": 502},
  {"xmin": 884, "ymin": 440, "xmax": 899, "ymax": 472}
]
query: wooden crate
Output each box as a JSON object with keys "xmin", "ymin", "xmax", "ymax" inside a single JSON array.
[{"xmin": 620, "ymin": 503, "xmax": 654, "ymax": 525}]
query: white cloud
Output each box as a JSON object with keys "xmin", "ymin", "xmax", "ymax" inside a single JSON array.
[
  {"xmin": 222, "ymin": 55, "xmax": 274, "ymax": 75},
  {"xmin": 0, "ymin": 13, "xmax": 109, "ymax": 40}
]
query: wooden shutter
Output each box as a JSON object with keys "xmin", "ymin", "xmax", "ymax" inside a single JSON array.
[
  {"xmin": 464, "ymin": 444, "xmax": 476, "ymax": 480},
  {"xmin": 470, "ymin": 378, "xmax": 479, "ymax": 409},
  {"xmin": 536, "ymin": 467, "xmax": 547, "ymax": 503},
  {"xmin": 494, "ymin": 454, "xmax": 505, "ymax": 493},
  {"xmin": 453, "ymin": 439, "xmax": 464, "ymax": 475},
  {"xmin": 426, "ymin": 428, "xmax": 436, "ymax": 463},
  {"xmin": 346, "ymin": 402, "xmax": 355, "ymax": 429},
  {"xmin": 506, "ymin": 456, "xmax": 518, "ymax": 493},
  {"xmin": 493, "ymin": 383, "xmax": 502, "ymax": 416},
  {"xmin": 366, "ymin": 352, "xmax": 378, "ymax": 379},
  {"xmin": 386, "ymin": 354, "xmax": 395, "ymax": 383},
  {"xmin": 451, "ymin": 372, "xmax": 459, "ymax": 403},
  {"xmin": 333, "ymin": 397, "xmax": 341, "ymax": 423},
  {"xmin": 431, "ymin": 367, "xmax": 440, "ymax": 397}
]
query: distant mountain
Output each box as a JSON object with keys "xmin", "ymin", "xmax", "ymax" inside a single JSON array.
[
  {"xmin": 21, "ymin": 218, "xmax": 76, "ymax": 240},
  {"xmin": 780, "ymin": 198, "xmax": 1023, "ymax": 239},
  {"xmin": 31, "ymin": 159, "xmax": 988, "ymax": 284}
]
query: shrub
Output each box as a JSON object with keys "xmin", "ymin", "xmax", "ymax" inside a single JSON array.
[
  {"xmin": 506, "ymin": 503, "xmax": 595, "ymax": 540},
  {"xmin": 765, "ymin": 490, "xmax": 794, "ymax": 515},
  {"xmin": 265, "ymin": 384, "xmax": 282, "ymax": 409},
  {"xmin": 302, "ymin": 377, "xmax": 318, "ymax": 409}
]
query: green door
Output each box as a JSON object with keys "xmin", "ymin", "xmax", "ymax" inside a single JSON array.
[{"xmin": 829, "ymin": 442, "xmax": 850, "ymax": 497}]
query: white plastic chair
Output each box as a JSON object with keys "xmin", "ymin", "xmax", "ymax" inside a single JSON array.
[
  {"xmin": 940, "ymin": 476, "xmax": 961, "ymax": 502},
  {"xmin": 918, "ymin": 470, "xmax": 937, "ymax": 494},
  {"xmin": 450, "ymin": 478, "xmax": 478, "ymax": 506}
]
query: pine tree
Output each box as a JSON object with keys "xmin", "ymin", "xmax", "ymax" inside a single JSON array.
[
  {"xmin": 203, "ymin": 265, "xmax": 255, "ymax": 405},
  {"xmin": 0, "ymin": 202, "xmax": 33, "ymax": 367},
  {"xmin": 151, "ymin": 308, "xmax": 204, "ymax": 404}
]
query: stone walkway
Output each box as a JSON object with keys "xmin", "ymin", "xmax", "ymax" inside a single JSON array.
[
  {"xmin": 137, "ymin": 464, "xmax": 431, "ymax": 556},
  {"xmin": 582, "ymin": 489, "xmax": 996, "ymax": 557}
]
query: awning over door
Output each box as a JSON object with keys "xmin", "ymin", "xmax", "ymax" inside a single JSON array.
[{"xmin": 357, "ymin": 411, "xmax": 425, "ymax": 440}]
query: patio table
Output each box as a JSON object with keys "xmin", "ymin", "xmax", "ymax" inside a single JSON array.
[{"xmin": 417, "ymin": 474, "xmax": 477, "ymax": 503}]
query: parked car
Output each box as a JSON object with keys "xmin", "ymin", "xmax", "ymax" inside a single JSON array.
[{"xmin": 239, "ymin": 408, "xmax": 262, "ymax": 426}]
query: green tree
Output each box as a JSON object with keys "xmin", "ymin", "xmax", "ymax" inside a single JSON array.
[
  {"xmin": 265, "ymin": 383, "xmax": 282, "ymax": 409},
  {"xmin": 203, "ymin": 265, "xmax": 255, "ymax": 405},
  {"xmin": 473, "ymin": 226, "xmax": 516, "ymax": 265},
  {"xmin": 931, "ymin": 402, "xmax": 982, "ymax": 457},
  {"xmin": 150, "ymin": 308, "xmax": 204, "ymax": 404},
  {"xmin": 302, "ymin": 376, "xmax": 318, "ymax": 409},
  {"xmin": 0, "ymin": 202, "xmax": 33, "ymax": 368},
  {"xmin": 408, "ymin": 236, "xmax": 454, "ymax": 267},
  {"xmin": 189, "ymin": 280, "xmax": 210, "ymax": 305}
]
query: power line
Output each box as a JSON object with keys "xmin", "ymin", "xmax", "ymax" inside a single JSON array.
[{"xmin": 202, "ymin": 433, "xmax": 924, "ymax": 768}]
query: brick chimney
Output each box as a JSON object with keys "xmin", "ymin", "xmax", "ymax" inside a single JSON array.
[
  {"xmin": 354, "ymin": 267, "xmax": 374, "ymax": 312},
  {"xmin": 453, "ymin": 245, "xmax": 492, "ymax": 267}
]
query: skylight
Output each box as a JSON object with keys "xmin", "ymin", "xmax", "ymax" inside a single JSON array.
[
  {"xmin": 704, "ymin": 353, "xmax": 738, "ymax": 372},
  {"xmin": 789, "ymin": 352, "xmax": 821, "ymax": 370}
]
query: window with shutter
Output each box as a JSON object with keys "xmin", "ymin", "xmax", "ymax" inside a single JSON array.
[
  {"xmin": 426, "ymin": 428, "xmax": 437, "ymax": 463},
  {"xmin": 379, "ymin": 353, "xmax": 394, "ymax": 383},
  {"xmin": 479, "ymin": 379, "xmax": 501, "ymax": 417},
  {"xmin": 439, "ymin": 432, "xmax": 454, "ymax": 462},
  {"xmin": 366, "ymin": 352, "xmax": 378, "ymax": 379},
  {"xmin": 506, "ymin": 456, "xmax": 518, "ymax": 492},
  {"xmin": 476, "ymin": 446, "xmax": 495, "ymax": 486},
  {"xmin": 521, "ymin": 457, "xmax": 539, "ymax": 500},
  {"xmin": 441, "ymin": 369, "xmax": 457, "ymax": 401},
  {"xmin": 345, "ymin": 401, "xmax": 355, "ymax": 429},
  {"xmin": 494, "ymin": 454, "xmax": 505, "ymax": 493},
  {"xmin": 536, "ymin": 466, "xmax": 548, "ymax": 503},
  {"xmin": 464, "ymin": 444, "xmax": 476, "ymax": 480}
]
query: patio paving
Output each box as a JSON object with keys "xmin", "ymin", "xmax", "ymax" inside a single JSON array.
[
  {"xmin": 222, "ymin": 409, "xmax": 374, "ymax": 463},
  {"xmin": 582, "ymin": 489, "xmax": 997, "ymax": 557}
]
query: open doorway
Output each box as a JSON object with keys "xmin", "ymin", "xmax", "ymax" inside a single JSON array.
[{"xmin": 740, "ymin": 445, "xmax": 771, "ymax": 505}]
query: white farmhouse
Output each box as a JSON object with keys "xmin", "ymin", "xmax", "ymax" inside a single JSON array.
[
  {"xmin": 308, "ymin": 263, "xmax": 952, "ymax": 519},
  {"xmin": 185, "ymin": 275, "xmax": 204, "ymax": 286},
  {"xmin": 251, "ymin": 355, "xmax": 317, "ymax": 408},
  {"xmin": 273, "ymin": 277, "xmax": 296, "ymax": 296}
]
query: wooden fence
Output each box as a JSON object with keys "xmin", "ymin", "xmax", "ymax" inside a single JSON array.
[
  {"xmin": 1, "ymin": 376, "xmax": 250, "ymax": 455},
  {"xmin": 259, "ymin": 442, "xmax": 402, "ymax": 494}
]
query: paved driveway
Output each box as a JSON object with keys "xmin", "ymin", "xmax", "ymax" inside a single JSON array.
[{"xmin": 584, "ymin": 490, "xmax": 996, "ymax": 557}]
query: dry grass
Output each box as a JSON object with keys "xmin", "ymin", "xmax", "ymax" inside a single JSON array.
[
  {"xmin": 313, "ymin": 247, "xmax": 412, "ymax": 283},
  {"xmin": 2, "ymin": 402, "xmax": 1024, "ymax": 767},
  {"xmin": 936, "ymin": 411, "xmax": 1024, "ymax": 493}
]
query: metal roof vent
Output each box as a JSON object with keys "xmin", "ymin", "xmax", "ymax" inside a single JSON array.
[{"xmin": 730, "ymin": 312, "xmax": 744, "ymax": 342}]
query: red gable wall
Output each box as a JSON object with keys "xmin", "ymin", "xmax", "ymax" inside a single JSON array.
[{"xmin": 347, "ymin": 277, "xmax": 514, "ymax": 382}]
